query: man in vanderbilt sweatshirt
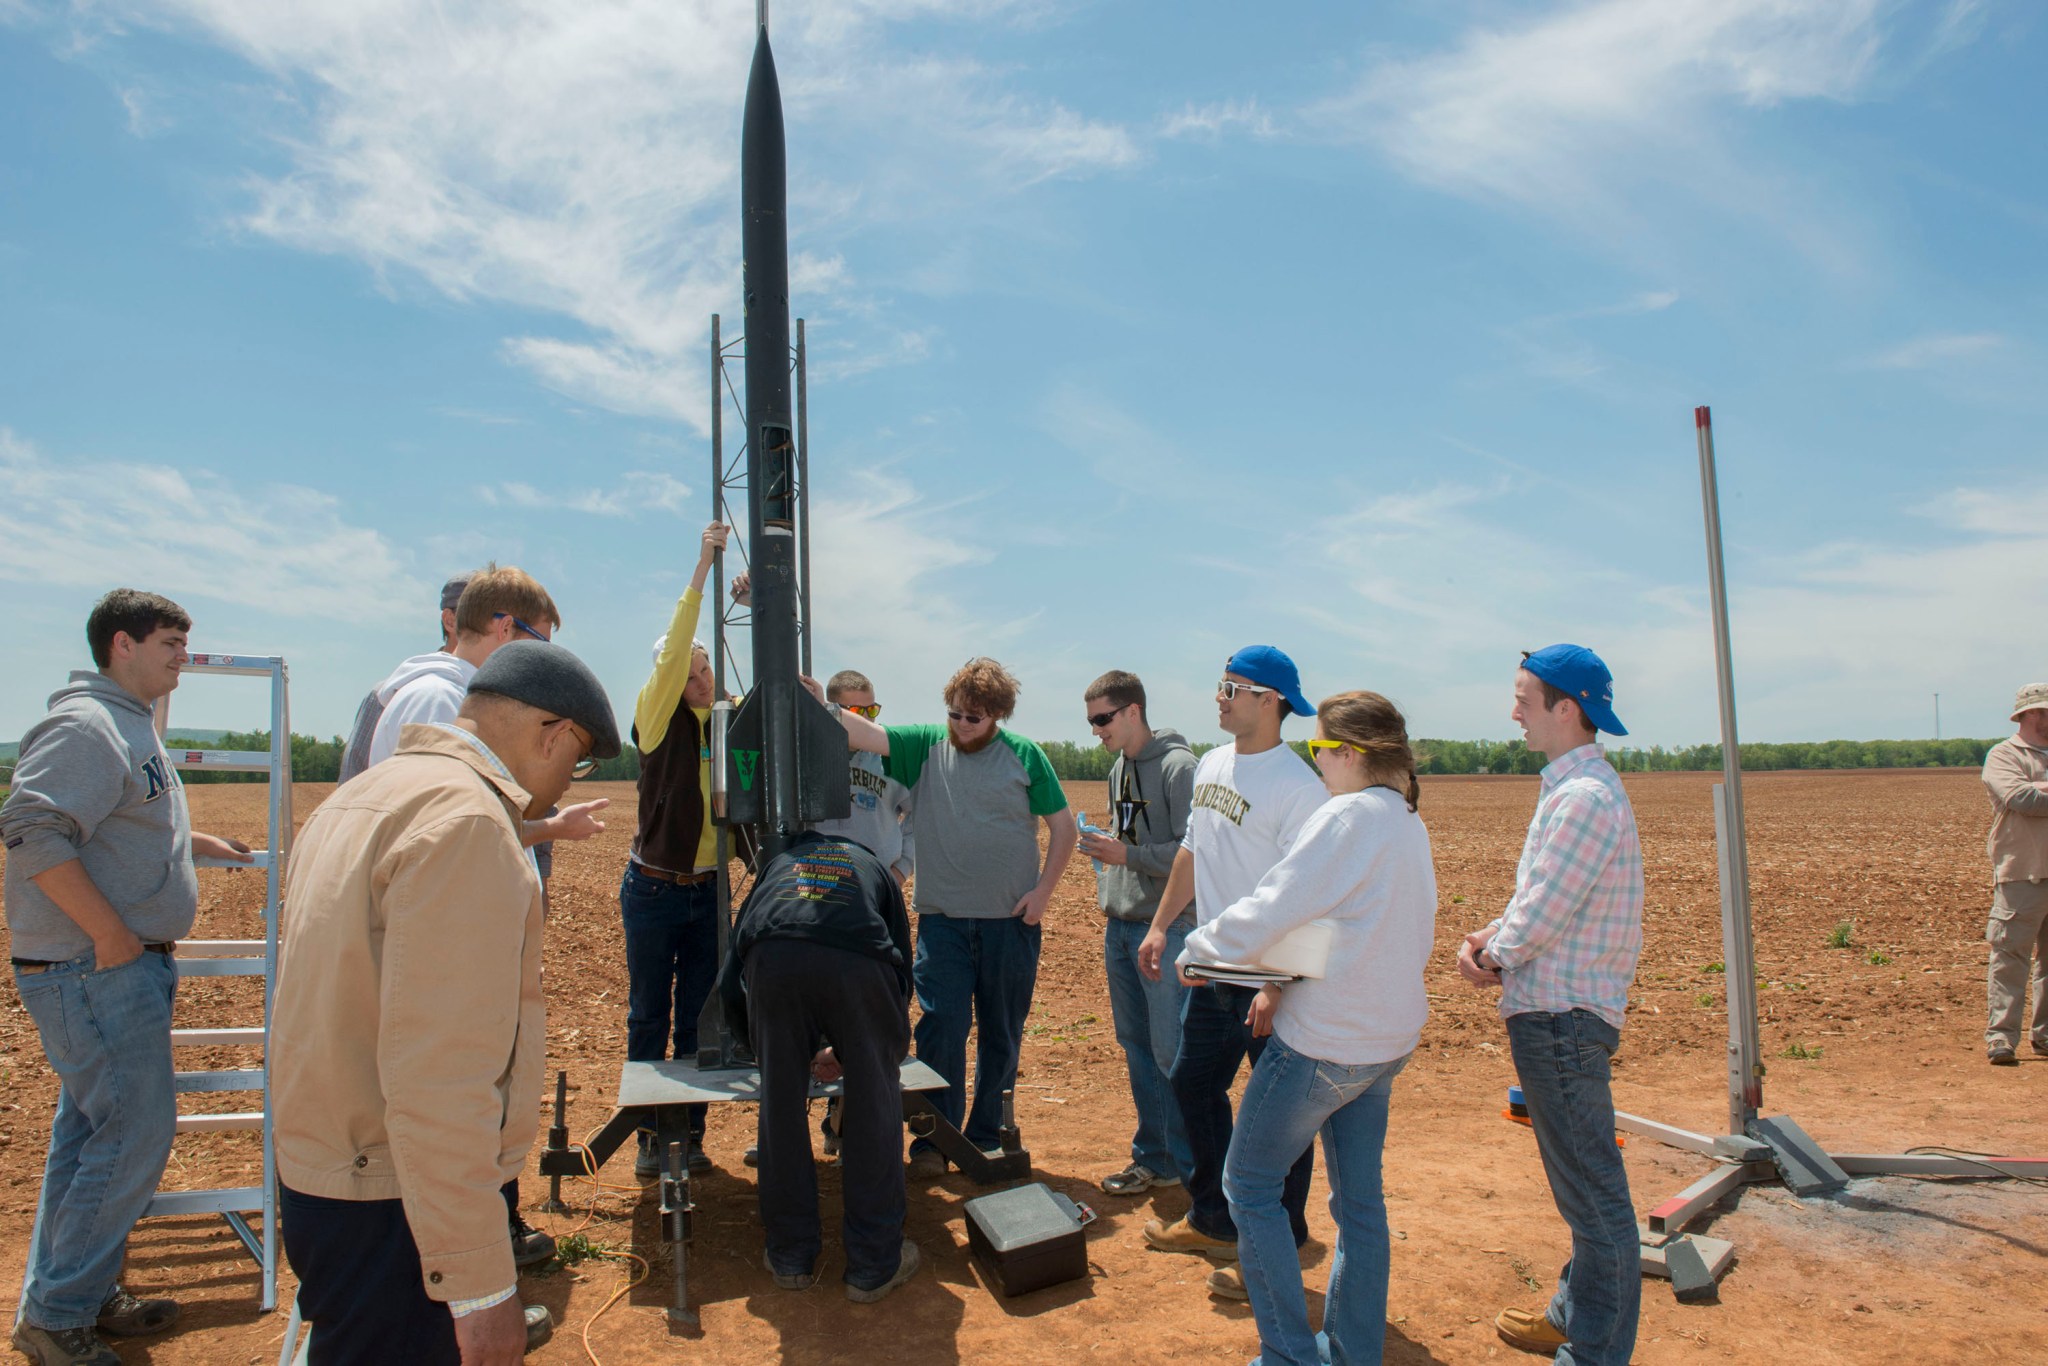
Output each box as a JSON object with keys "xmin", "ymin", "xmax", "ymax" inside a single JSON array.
[
  {"xmin": 1079, "ymin": 670, "xmax": 1199, "ymax": 1198},
  {"xmin": 3, "ymin": 589, "xmax": 251, "ymax": 1366}
]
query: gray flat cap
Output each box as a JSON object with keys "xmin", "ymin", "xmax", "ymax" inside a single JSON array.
[{"xmin": 467, "ymin": 640, "xmax": 623, "ymax": 760}]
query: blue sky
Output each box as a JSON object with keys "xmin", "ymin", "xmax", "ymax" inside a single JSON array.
[{"xmin": 2, "ymin": 0, "xmax": 2042, "ymax": 751}]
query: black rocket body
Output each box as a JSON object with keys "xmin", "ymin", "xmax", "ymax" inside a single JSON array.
[{"xmin": 725, "ymin": 21, "xmax": 850, "ymax": 859}]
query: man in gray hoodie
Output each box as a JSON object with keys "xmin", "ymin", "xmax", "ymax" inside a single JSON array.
[
  {"xmin": 3, "ymin": 589, "xmax": 251, "ymax": 1366},
  {"xmin": 1079, "ymin": 670, "xmax": 1199, "ymax": 1197}
]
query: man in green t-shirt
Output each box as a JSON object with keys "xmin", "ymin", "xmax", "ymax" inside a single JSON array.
[{"xmin": 820, "ymin": 658, "xmax": 1076, "ymax": 1177}]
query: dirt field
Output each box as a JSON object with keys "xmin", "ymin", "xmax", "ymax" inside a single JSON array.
[{"xmin": 3, "ymin": 768, "xmax": 2044, "ymax": 1365}]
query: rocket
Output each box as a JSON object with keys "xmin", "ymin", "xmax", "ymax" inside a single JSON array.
[{"xmin": 721, "ymin": 6, "xmax": 851, "ymax": 859}]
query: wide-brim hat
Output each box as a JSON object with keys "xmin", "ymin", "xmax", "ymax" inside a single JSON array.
[{"xmin": 2012, "ymin": 682, "xmax": 2048, "ymax": 723}]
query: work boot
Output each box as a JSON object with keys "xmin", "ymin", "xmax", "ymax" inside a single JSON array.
[
  {"xmin": 906, "ymin": 1148, "xmax": 947, "ymax": 1180},
  {"xmin": 687, "ymin": 1141, "xmax": 712, "ymax": 1175},
  {"xmin": 1495, "ymin": 1306, "xmax": 1569, "ymax": 1355},
  {"xmin": 1205, "ymin": 1264, "xmax": 1247, "ymax": 1300},
  {"xmin": 1141, "ymin": 1215, "xmax": 1237, "ymax": 1261},
  {"xmin": 762, "ymin": 1248, "xmax": 819, "ymax": 1291},
  {"xmin": 96, "ymin": 1285, "xmax": 179, "ymax": 1335},
  {"xmin": 1989, "ymin": 1045, "xmax": 2018, "ymax": 1066},
  {"xmin": 10, "ymin": 1323, "xmax": 120, "ymax": 1366},
  {"xmin": 510, "ymin": 1212, "xmax": 557, "ymax": 1269}
]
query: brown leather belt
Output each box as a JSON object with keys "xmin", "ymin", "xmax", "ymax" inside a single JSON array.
[
  {"xmin": 630, "ymin": 863, "xmax": 716, "ymax": 886},
  {"xmin": 13, "ymin": 942, "xmax": 174, "ymax": 973}
]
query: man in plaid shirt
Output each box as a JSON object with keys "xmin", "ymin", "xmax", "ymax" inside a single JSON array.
[{"xmin": 1459, "ymin": 644, "xmax": 1643, "ymax": 1366}]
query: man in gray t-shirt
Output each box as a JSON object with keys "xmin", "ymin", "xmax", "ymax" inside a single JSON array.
[
  {"xmin": 337, "ymin": 574, "xmax": 470, "ymax": 785},
  {"xmin": 825, "ymin": 658, "xmax": 1076, "ymax": 1175}
]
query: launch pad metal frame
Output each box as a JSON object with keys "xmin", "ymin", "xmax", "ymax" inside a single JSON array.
[
  {"xmin": 536, "ymin": 310, "xmax": 1030, "ymax": 1327},
  {"xmin": 1604, "ymin": 408, "xmax": 2048, "ymax": 1302}
]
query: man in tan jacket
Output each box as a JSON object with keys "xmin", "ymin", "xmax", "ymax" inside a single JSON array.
[
  {"xmin": 273, "ymin": 641, "xmax": 619, "ymax": 1364},
  {"xmin": 1982, "ymin": 682, "xmax": 2048, "ymax": 1066}
]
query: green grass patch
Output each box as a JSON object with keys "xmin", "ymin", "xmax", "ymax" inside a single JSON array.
[
  {"xmin": 1825, "ymin": 920, "xmax": 1855, "ymax": 950},
  {"xmin": 1779, "ymin": 1041, "xmax": 1823, "ymax": 1061}
]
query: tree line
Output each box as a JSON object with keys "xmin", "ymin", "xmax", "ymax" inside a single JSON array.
[{"xmin": 161, "ymin": 730, "xmax": 2001, "ymax": 785}]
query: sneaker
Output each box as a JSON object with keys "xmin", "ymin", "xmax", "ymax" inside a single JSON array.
[
  {"xmin": 2032, "ymin": 1038, "xmax": 2048, "ymax": 1058},
  {"xmin": 1989, "ymin": 1045, "xmax": 2019, "ymax": 1066},
  {"xmin": 511, "ymin": 1213, "xmax": 557, "ymax": 1269},
  {"xmin": 1495, "ymin": 1306, "xmax": 1569, "ymax": 1354},
  {"xmin": 10, "ymin": 1323, "xmax": 120, "ymax": 1366},
  {"xmin": 763, "ymin": 1248, "xmax": 819, "ymax": 1291},
  {"xmin": 1100, "ymin": 1163, "xmax": 1177, "ymax": 1196},
  {"xmin": 906, "ymin": 1148, "xmax": 947, "ymax": 1180},
  {"xmin": 96, "ymin": 1285, "xmax": 178, "ymax": 1335},
  {"xmin": 1141, "ymin": 1215, "xmax": 1237, "ymax": 1261},
  {"xmin": 845, "ymin": 1241, "xmax": 921, "ymax": 1303},
  {"xmin": 1205, "ymin": 1264, "xmax": 1247, "ymax": 1301},
  {"xmin": 523, "ymin": 1304, "xmax": 552, "ymax": 1354}
]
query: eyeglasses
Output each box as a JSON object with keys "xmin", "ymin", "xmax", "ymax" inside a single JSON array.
[
  {"xmin": 544, "ymin": 717, "xmax": 599, "ymax": 777},
  {"xmin": 1306, "ymin": 738, "xmax": 1366, "ymax": 758},
  {"xmin": 495, "ymin": 613, "xmax": 551, "ymax": 643},
  {"xmin": 1216, "ymin": 680, "xmax": 1275, "ymax": 701},
  {"xmin": 844, "ymin": 703, "xmax": 882, "ymax": 720},
  {"xmin": 946, "ymin": 709, "xmax": 987, "ymax": 726},
  {"xmin": 1088, "ymin": 702, "xmax": 1131, "ymax": 729}
]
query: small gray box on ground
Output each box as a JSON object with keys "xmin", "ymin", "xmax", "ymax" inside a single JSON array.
[{"xmin": 963, "ymin": 1183, "xmax": 1089, "ymax": 1298}]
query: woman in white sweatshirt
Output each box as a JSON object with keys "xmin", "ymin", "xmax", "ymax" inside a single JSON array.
[{"xmin": 1177, "ymin": 691, "xmax": 1435, "ymax": 1366}]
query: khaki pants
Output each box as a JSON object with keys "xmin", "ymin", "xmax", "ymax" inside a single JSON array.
[{"xmin": 1986, "ymin": 879, "xmax": 2048, "ymax": 1050}]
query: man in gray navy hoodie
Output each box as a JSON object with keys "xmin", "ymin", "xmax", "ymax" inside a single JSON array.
[
  {"xmin": 3, "ymin": 589, "xmax": 250, "ymax": 1366},
  {"xmin": 1079, "ymin": 670, "xmax": 1199, "ymax": 1198}
]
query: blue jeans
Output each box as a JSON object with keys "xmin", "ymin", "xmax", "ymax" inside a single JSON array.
[
  {"xmin": 1506, "ymin": 1010, "xmax": 1639, "ymax": 1366},
  {"xmin": 620, "ymin": 865, "xmax": 719, "ymax": 1139},
  {"xmin": 1172, "ymin": 981, "xmax": 1314, "ymax": 1242},
  {"xmin": 15, "ymin": 949, "xmax": 179, "ymax": 1330},
  {"xmin": 911, "ymin": 914, "xmax": 1040, "ymax": 1153},
  {"xmin": 1226, "ymin": 1036, "xmax": 1408, "ymax": 1366},
  {"xmin": 1104, "ymin": 917, "xmax": 1193, "ymax": 1179}
]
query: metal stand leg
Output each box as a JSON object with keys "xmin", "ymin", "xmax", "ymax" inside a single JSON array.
[
  {"xmin": 660, "ymin": 1141, "xmax": 696, "ymax": 1326},
  {"xmin": 541, "ymin": 1072, "xmax": 571, "ymax": 1213}
]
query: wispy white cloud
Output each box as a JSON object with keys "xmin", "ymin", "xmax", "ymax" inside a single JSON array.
[
  {"xmin": 478, "ymin": 469, "xmax": 692, "ymax": 517},
  {"xmin": 1159, "ymin": 98, "xmax": 1276, "ymax": 140},
  {"xmin": 0, "ymin": 427, "xmax": 424, "ymax": 625},
  {"xmin": 1858, "ymin": 330, "xmax": 2006, "ymax": 369},
  {"xmin": 1307, "ymin": 0, "xmax": 1921, "ymax": 267},
  {"xmin": 1303, "ymin": 470, "xmax": 2048, "ymax": 743},
  {"xmin": 72, "ymin": 1, "xmax": 1134, "ymax": 425}
]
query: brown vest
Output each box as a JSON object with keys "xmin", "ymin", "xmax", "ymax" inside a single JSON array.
[{"xmin": 631, "ymin": 699, "xmax": 708, "ymax": 873}]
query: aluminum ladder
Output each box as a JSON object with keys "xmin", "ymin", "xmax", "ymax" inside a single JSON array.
[{"xmin": 148, "ymin": 651, "xmax": 293, "ymax": 1312}]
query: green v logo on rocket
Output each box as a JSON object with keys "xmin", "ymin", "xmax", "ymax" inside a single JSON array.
[{"xmin": 735, "ymin": 749, "xmax": 760, "ymax": 791}]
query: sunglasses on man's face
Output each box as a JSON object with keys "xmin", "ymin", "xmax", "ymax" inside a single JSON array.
[
  {"xmin": 1087, "ymin": 703, "xmax": 1130, "ymax": 730},
  {"xmin": 1216, "ymin": 680, "xmax": 1275, "ymax": 701},
  {"xmin": 947, "ymin": 709, "xmax": 987, "ymax": 727},
  {"xmin": 843, "ymin": 703, "xmax": 882, "ymax": 720}
]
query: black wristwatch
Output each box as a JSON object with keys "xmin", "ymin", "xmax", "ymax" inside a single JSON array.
[{"xmin": 1474, "ymin": 945, "xmax": 1494, "ymax": 970}]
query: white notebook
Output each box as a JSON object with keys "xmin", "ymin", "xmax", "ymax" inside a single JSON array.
[{"xmin": 1185, "ymin": 918, "xmax": 1334, "ymax": 985}]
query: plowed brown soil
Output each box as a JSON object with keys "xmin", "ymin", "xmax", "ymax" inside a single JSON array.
[{"xmin": 4, "ymin": 769, "xmax": 2043, "ymax": 1364}]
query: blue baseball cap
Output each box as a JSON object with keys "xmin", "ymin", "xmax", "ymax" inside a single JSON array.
[
  {"xmin": 1225, "ymin": 645, "xmax": 1315, "ymax": 718},
  {"xmin": 1521, "ymin": 644, "xmax": 1627, "ymax": 737}
]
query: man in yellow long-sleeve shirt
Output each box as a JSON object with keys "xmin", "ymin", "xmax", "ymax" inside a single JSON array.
[{"xmin": 623, "ymin": 522, "xmax": 730, "ymax": 1175}]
